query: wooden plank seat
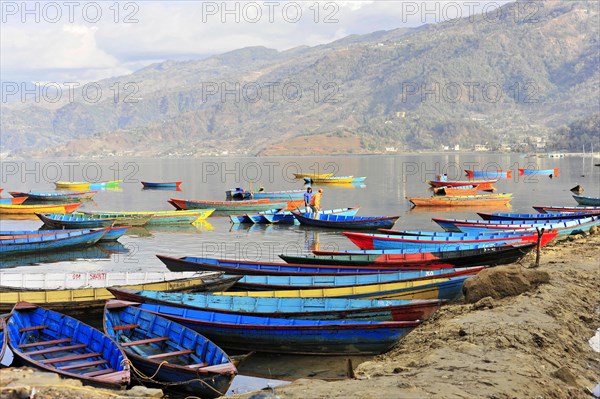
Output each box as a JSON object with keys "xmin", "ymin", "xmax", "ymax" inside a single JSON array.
[
  {"xmin": 146, "ymin": 349, "xmax": 193, "ymax": 360},
  {"xmin": 19, "ymin": 325, "xmax": 47, "ymax": 333},
  {"xmin": 82, "ymin": 368, "xmax": 115, "ymax": 377},
  {"xmin": 19, "ymin": 338, "xmax": 72, "ymax": 348},
  {"xmin": 26, "ymin": 343, "xmax": 87, "ymax": 356},
  {"xmin": 112, "ymin": 324, "xmax": 138, "ymax": 331},
  {"xmin": 185, "ymin": 362, "xmax": 208, "ymax": 368},
  {"xmin": 41, "ymin": 352, "xmax": 101, "ymax": 364},
  {"xmin": 198, "ymin": 363, "xmax": 237, "ymax": 373},
  {"xmin": 121, "ymin": 337, "xmax": 169, "ymax": 347},
  {"xmin": 58, "ymin": 359, "xmax": 108, "ymax": 371}
]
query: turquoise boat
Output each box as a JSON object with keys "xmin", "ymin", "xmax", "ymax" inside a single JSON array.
[
  {"xmin": 0, "ymin": 228, "xmax": 109, "ymax": 256},
  {"xmin": 108, "ymin": 288, "xmax": 445, "ymax": 322}
]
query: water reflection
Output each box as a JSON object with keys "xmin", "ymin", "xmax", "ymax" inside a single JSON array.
[{"xmin": 0, "ymin": 245, "xmax": 113, "ymax": 269}]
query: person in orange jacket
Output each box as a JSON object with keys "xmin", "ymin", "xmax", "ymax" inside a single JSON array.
[{"xmin": 309, "ymin": 188, "xmax": 323, "ymax": 217}]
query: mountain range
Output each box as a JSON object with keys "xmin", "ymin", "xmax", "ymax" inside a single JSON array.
[{"xmin": 1, "ymin": 0, "xmax": 598, "ymax": 158}]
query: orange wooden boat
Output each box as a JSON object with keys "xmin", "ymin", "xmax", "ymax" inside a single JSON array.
[
  {"xmin": 0, "ymin": 203, "xmax": 81, "ymax": 214},
  {"xmin": 408, "ymin": 194, "xmax": 512, "ymax": 207},
  {"xmin": 433, "ymin": 187, "xmax": 478, "ymax": 196}
]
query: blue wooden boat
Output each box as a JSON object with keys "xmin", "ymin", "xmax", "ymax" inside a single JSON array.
[
  {"xmin": 108, "ymin": 288, "xmax": 445, "ymax": 322},
  {"xmin": 141, "ymin": 181, "xmax": 182, "ymax": 188},
  {"xmin": 533, "ymin": 205, "xmax": 600, "ymax": 214},
  {"xmin": 478, "ymin": 211, "xmax": 600, "ymax": 221},
  {"xmin": 377, "ymin": 229, "xmax": 534, "ymax": 237},
  {"xmin": 573, "ymin": 195, "xmax": 600, "ymax": 206},
  {"xmin": 7, "ymin": 302, "xmax": 130, "ymax": 389},
  {"xmin": 230, "ymin": 208, "xmax": 359, "ymax": 225},
  {"xmin": 293, "ymin": 213, "xmax": 400, "ymax": 229},
  {"xmin": 134, "ymin": 302, "xmax": 421, "ymax": 355},
  {"xmin": 311, "ymin": 243, "xmax": 531, "ymax": 256},
  {"xmin": 0, "ymin": 228, "xmax": 109, "ymax": 256},
  {"xmin": 157, "ymin": 255, "xmax": 413, "ymax": 276},
  {"xmin": 10, "ymin": 191, "xmax": 97, "ymax": 202},
  {"xmin": 104, "ymin": 301, "xmax": 235, "ymax": 397},
  {"xmin": 343, "ymin": 230, "xmax": 558, "ymax": 250},
  {"xmin": 465, "ymin": 169, "xmax": 512, "ymax": 179},
  {"xmin": 284, "ymin": 243, "xmax": 535, "ymax": 268},
  {"xmin": 232, "ymin": 267, "xmax": 483, "ymax": 290},
  {"xmin": 518, "ymin": 168, "xmax": 559, "ymax": 176},
  {"xmin": 5, "ymin": 227, "xmax": 128, "ymax": 242},
  {"xmin": 37, "ymin": 213, "xmax": 115, "ymax": 229},
  {"xmin": 453, "ymin": 217, "xmax": 600, "ymax": 237},
  {"xmin": 0, "ymin": 315, "xmax": 13, "ymax": 367}
]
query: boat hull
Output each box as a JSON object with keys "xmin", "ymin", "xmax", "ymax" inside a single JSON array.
[
  {"xmin": 293, "ymin": 213, "xmax": 399, "ymax": 229},
  {"xmin": 573, "ymin": 195, "xmax": 600, "ymax": 206}
]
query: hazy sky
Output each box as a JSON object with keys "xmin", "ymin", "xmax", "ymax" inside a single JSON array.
[{"xmin": 1, "ymin": 1, "xmax": 510, "ymax": 84}]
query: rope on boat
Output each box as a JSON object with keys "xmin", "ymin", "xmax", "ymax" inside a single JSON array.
[{"xmin": 120, "ymin": 358, "xmax": 227, "ymax": 397}]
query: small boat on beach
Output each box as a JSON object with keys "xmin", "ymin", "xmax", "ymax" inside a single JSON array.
[
  {"xmin": 10, "ymin": 191, "xmax": 97, "ymax": 202},
  {"xmin": 108, "ymin": 288, "xmax": 445, "ymax": 322},
  {"xmin": 132, "ymin": 302, "xmax": 421, "ymax": 355},
  {"xmin": 0, "ymin": 203, "xmax": 81, "ymax": 215},
  {"xmin": 7, "ymin": 302, "xmax": 130, "ymax": 389},
  {"xmin": 0, "ymin": 273, "xmax": 241, "ymax": 312},
  {"xmin": 281, "ymin": 243, "xmax": 535, "ymax": 268},
  {"xmin": 572, "ymin": 195, "xmax": 600, "ymax": 206},
  {"xmin": 104, "ymin": 301, "xmax": 236, "ymax": 397},
  {"xmin": 141, "ymin": 181, "xmax": 182, "ymax": 188}
]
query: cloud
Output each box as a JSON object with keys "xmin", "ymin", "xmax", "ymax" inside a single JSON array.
[{"xmin": 1, "ymin": 0, "xmax": 512, "ymax": 84}]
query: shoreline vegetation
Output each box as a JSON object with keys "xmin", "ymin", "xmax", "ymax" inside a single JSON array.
[{"xmin": 1, "ymin": 233, "xmax": 598, "ymax": 399}]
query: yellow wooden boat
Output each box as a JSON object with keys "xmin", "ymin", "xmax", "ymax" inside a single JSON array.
[
  {"xmin": 55, "ymin": 181, "xmax": 91, "ymax": 190},
  {"xmin": 213, "ymin": 276, "xmax": 467, "ymax": 301},
  {"xmin": 0, "ymin": 274, "xmax": 240, "ymax": 312},
  {"xmin": 85, "ymin": 209, "xmax": 215, "ymax": 224},
  {"xmin": 293, "ymin": 173, "xmax": 334, "ymax": 179},
  {"xmin": 0, "ymin": 203, "xmax": 81, "ymax": 214}
]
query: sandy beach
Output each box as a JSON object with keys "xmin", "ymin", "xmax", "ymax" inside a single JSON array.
[{"xmin": 1, "ymin": 233, "xmax": 598, "ymax": 399}]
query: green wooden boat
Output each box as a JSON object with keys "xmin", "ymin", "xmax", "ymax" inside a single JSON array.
[
  {"xmin": 76, "ymin": 212, "xmax": 153, "ymax": 226},
  {"xmin": 83, "ymin": 210, "xmax": 214, "ymax": 225}
]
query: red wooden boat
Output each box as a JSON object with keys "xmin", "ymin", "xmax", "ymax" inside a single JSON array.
[{"xmin": 427, "ymin": 178, "xmax": 498, "ymax": 190}]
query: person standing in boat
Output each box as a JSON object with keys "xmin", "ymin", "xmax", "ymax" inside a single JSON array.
[
  {"xmin": 309, "ymin": 188, "xmax": 323, "ymax": 217},
  {"xmin": 304, "ymin": 187, "xmax": 313, "ymax": 212}
]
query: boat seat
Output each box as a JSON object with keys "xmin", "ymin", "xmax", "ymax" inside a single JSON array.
[
  {"xmin": 41, "ymin": 352, "xmax": 101, "ymax": 364},
  {"xmin": 19, "ymin": 325, "xmax": 47, "ymax": 333},
  {"xmin": 82, "ymin": 368, "xmax": 115, "ymax": 377},
  {"xmin": 58, "ymin": 359, "xmax": 108, "ymax": 371},
  {"xmin": 121, "ymin": 337, "xmax": 169, "ymax": 347},
  {"xmin": 112, "ymin": 324, "xmax": 138, "ymax": 331},
  {"xmin": 198, "ymin": 362, "xmax": 237, "ymax": 373},
  {"xmin": 147, "ymin": 349, "xmax": 193, "ymax": 360},
  {"xmin": 19, "ymin": 337, "xmax": 71, "ymax": 348},
  {"xmin": 185, "ymin": 362, "xmax": 208, "ymax": 368},
  {"xmin": 26, "ymin": 343, "xmax": 87, "ymax": 356}
]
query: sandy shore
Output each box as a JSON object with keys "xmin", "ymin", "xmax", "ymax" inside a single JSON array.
[{"xmin": 1, "ymin": 234, "xmax": 598, "ymax": 399}]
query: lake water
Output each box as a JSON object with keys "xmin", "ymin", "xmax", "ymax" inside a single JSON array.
[{"xmin": 1, "ymin": 153, "xmax": 599, "ymax": 390}]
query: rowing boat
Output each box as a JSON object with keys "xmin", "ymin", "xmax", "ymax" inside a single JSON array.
[
  {"xmin": 0, "ymin": 273, "xmax": 241, "ymax": 312},
  {"xmin": 448, "ymin": 217, "xmax": 600, "ymax": 237},
  {"xmin": 76, "ymin": 212, "xmax": 153, "ymax": 226},
  {"xmin": 293, "ymin": 213, "xmax": 400, "ymax": 229},
  {"xmin": 292, "ymin": 173, "xmax": 333, "ymax": 179},
  {"xmin": 0, "ymin": 228, "xmax": 109, "ymax": 256},
  {"xmin": 230, "ymin": 208, "xmax": 359, "ymax": 225},
  {"xmin": 533, "ymin": 205, "xmax": 600, "ymax": 214},
  {"xmin": 104, "ymin": 301, "xmax": 236, "ymax": 397},
  {"xmin": 226, "ymin": 188, "xmax": 305, "ymax": 200},
  {"xmin": 477, "ymin": 211, "xmax": 600, "ymax": 221},
  {"xmin": 304, "ymin": 176, "xmax": 367, "ymax": 184},
  {"xmin": 37, "ymin": 213, "xmax": 115, "ymax": 229},
  {"xmin": 108, "ymin": 288, "xmax": 444, "ymax": 322},
  {"xmin": 0, "ymin": 203, "xmax": 81, "ymax": 214},
  {"xmin": 432, "ymin": 186, "xmax": 479, "ymax": 196},
  {"xmin": 518, "ymin": 168, "xmax": 559, "ymax": 176},
  {"xmin": 3, "ymin": 227, "xmax": 128, "ymax": 242},
  {"xmin": 141, "ymin": 181, "xmax": 182, "ymax": 188},
  {"xmin": 280, "ymin": 243, "xmax": 535, "ymax": 268},
  {"xmin": 343, "ymin": 230, "xmax": 558, "ymax": 250},
  {"xmin": 169, "ymin": 198, "xmax": 294, "ymax": 212},
  {"xmin": 465, "ymin": 170, "xmax": 512, "ymax": 179},
  {"xmin": 7, "ymin": 302, "xmax": 130, "ymax": 389},
  {"xmin": 0, "ymin": 315, "xmax": 13, "ymax": 367},
  {"xmin": 55, "ymin": 180, "xmax": 122, "ymax": 190},
  {"xmin": 407, "ymin": 194, "xmax": 512, "ymax": 207},
  {"xmin": 427, "ymin": 178, "xmax": 498, "ymax": 189},
  {"xmin": 82, "ymin": 210, "xmax": 213, "ymax": 224},
  {"xmin": 135, "ymin": 302, "xmax": 421, "ymax": 355},
  {"xmin": 572, "ymin": 195, "xmax": 600, "ymax": 206},
  {"xmin": 0, "ymin": 198, "xmax": 28, "ymax": 205},
  {"xmin": 10, "ymin": 191, "xmax": 97, "ymax": 202}
]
